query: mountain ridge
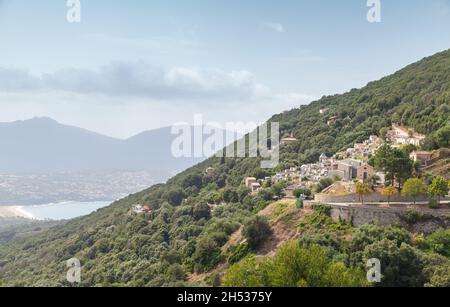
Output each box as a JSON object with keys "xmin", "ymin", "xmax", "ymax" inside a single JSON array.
[{"xmin": 0, "ymin": 117, "xmax": 211, "ymax": 174}]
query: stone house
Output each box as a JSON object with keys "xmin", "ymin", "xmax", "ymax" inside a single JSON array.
[
  {"xmin": 245, "ymin": 177, "xmax": 261, "ymax": 193},
  {"xmin": 281, "ymin": 133, "xmax": 297, "ymax": 145},
  {"xmin": 337, "ymin": 159, "xmax": 361, "ymax": 181},
  {"xmin": 357, "ymin": 163, "xmax": 375, "ymax": 182}
]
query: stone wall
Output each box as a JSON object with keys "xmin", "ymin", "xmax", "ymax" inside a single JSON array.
[
  {"xmin": 323, "ymin": 203, "xmax": 450, "ymax": 233},
  {"xmin": 314, "ymin": 192, "xmax": 432, "ymax": 204}
]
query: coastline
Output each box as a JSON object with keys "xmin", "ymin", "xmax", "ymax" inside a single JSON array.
[
  {"xmin": 0, "ymin": 206, "xmax": 37, "ymax": 220},
  {"xmin": 1, "ymin": 201, "xmax": 112, "ymax": 222}
]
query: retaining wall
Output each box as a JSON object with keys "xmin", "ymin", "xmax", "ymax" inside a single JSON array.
[{"xmin": 323, "ymin": 203, "xmax": 450, "ymax": 233}]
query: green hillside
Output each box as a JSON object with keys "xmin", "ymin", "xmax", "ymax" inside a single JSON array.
[{"xmin": 0, "ymin": 50, "xmax": 449, "ymax": 287}]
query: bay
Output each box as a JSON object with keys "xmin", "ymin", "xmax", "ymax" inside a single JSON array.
[{"xmin": 19, "ymin": 201, "xmax": 112, "ymax": 221}]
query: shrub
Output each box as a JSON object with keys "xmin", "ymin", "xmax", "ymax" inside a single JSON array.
[
  {"xmin": 209, "ymin": 232, "xmax": 229, "ymax": 246},
  {"xmin": 296, "ymin": 198, "xmax": 304, "ymax": 209},
  {"xmin": 271, "ymin": 182, "xmax": 287, "ymax": 198},
  {"xmin": 401, "ymin": 209, "xmax": 425, "ymax": 224},
  {"xmin": 312, "ymin": 204, "xmax": 332, "ymax": 216},
  {"xmin": 228, "ymin": 243, "xmax": 252, "ymax": 264},
  {"xmin": 242, "ymin": 216, "xmax": 273, "ymax": 250},
  {"xmin": 193, "ymin": 203, "xmax": 211, "ymax": 220},
  {"xmin": 302, "ymin": 209, "xmax": 332, "ymax": 229},
  {"xmin": 294, "ymin": 188, "xmax": 312, "ymax": 199},
  {"xmin": 422, "ymin": 229, "xmax": 450, "ymax": 257},
  {"xmin": 165, "ymin": 264, "xmax": 185, "ymax": 282},
  {"xmin": 429, "ymin": 199, "xmax": 440, "ymax": 209},
  {"xmin": 350, "ymin": 224, "xmax": 411, "ymax": 251},
  {"xmin": 253, "ymin": 202, "xmax": 269, "ymax": 213},
  {"xmin": 192, "ymin": 237, "xmax": 222, "ymax": 273},
  {"xmin": 316, "ymin": 178, "xmax": 333, "ymax": 193}
]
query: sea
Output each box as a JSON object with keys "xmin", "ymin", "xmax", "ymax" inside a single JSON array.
[{"xmin": 16, "ymin": 200, "xmax": 112, "ymax": 221}]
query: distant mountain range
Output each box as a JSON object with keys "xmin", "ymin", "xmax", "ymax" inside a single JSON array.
[{"xmin": 0, "ymin": 117, "xmax": 236, "ymax": 175}]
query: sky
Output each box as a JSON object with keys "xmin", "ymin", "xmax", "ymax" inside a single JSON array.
[{"xmin": 0, "ymin": 0, "xmax": 450, "ymax": 138}]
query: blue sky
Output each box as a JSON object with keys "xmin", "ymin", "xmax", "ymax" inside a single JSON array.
[{"xmin": 0, "ymin": 0, "xmax": 450, "ymax": 137}]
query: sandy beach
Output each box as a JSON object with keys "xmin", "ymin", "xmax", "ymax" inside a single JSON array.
[{"xmin": 0, "ymin": 206, "xmax": 36, "ymax": 220}]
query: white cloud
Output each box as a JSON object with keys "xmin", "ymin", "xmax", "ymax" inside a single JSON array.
[
  {"xmin": 0, "ymin": 62, "xmax": 315, "ymax": 137},
  {"xmin": 0, "ymin": 62, "xmax": 271, "ymax": 103},
  {"xmin": 0, "ymin": 67, "xmax": 39, "ymax": 91},
  {"xmin": 262, "ymin": 22, "xmax": 286, "ymax": 33}
]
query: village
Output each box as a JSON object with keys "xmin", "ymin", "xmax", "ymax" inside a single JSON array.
[
  {"xmin": 130, "ymin": 124, "xmax": 449, "ymax": 218},
  {"xmin": 243, "ymin": 124, "xmax": 449, "ymax": 205}
]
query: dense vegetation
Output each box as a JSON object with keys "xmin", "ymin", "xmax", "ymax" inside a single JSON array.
[
  {"xmin": 223, "ymin": 242, "xmax": 369, "ymax": 287},
  {"xmin": 0, "ymin": 49, "xmax": 449, "ymax": 287},
  {"xmin": 222, "ymin": 204, "xmax": 450, "ymax": 287},
  {"xmin": 0, "ymin": 220, "xmax": 62, "ymax": 244}
]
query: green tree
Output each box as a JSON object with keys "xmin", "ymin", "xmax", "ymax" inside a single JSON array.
[
  {"xmin": 258, "ymin": 188, "xmax": 274, "ymax": 201},
  {"xmin": 421, "ymin": 135, "xmax": 438, "ymax": 151},
  {"xmin": 425, "ymin": 265, "xmax": 450, "ymax": 287},
  {"xmin": 356, "ymin": 183, "xmax": 372, "ymax": 206},
  {"xmin": 421, "ymin": 254, "xmax": 450, "ymax": 287},
  {"xmin": 193, "ymin": 203, "xmax": 211, "ymax": 220},
  {"xmin": 165, "ymin": 188, "xmax": 184, "ymax": 206},
  {"xmin": 236, "ymin": 186, "xmax": 251, "ymax": 202},
  {"xmin": 435, "ymin": 124, "xmax": 450, "ymax": 148},
  {"xmin": 362, "ymin": 240, "xmax": 425, "ymax": 287},
  {"xmin": 381, "ymin": 186, "xmax": 397, "ymax": 206},
  {"xmin": 374, "ymin": 145, "xmax": 413, "ymax": 189},
  {"xmin": 422, "ymin": 229, "xmax": 450, "ymax": 257},
  {"xmin": 294, "ymin": 188, "xmax": 312, "ymax": 199},
  {"xmin": 322, "ymin": 262, "xmax": 369, "ymax": 287},
  {"xmin": 271, "ymin": 182, "xmax": 287, "ymax": 198},
  {"xmin": 374, "ymin": 145, "xmax": 395, "ymax": 175},
  {"xmin": 181, "ymin": 174, "xmax": 203, "ymax": 190},
  {"xmin": 223, "ymin": 188, "xmax": 239, "ymax": 203},
  {"xmin": 401, "ymin": 144, "xmax": 417, "ymax": 156},
  {"xmin": 366, "ymin": 174, "xmax": 380, "ymax": 188},
  {"xmin": 165, "ymin": 264, "xmax": 185, "ymax": 282},
  {"xmin": 392, "ymin": 149, "xmax": 414, "ymax": 189},
  {"xmin": 316, "ymin": 178, "xmax": 333, "ymax": 193},
  {"xmin": 222, "ymin": 242, "xmax": 368, "ymax": 287},
  {"xmin": 192, "ymin": 237, "xmax": 222, "ymax": 273},
  {"xmin": 428, "ymin": 176, "xmax": 449, "ymax": 204},
  {"xmin": 222, "ymin": 256, "xmax": 272, "ymax": 287},
  {"xmin": 350, "ymin": 224, "xmax": 411, "ymax": 252},
  {"xmin": 242, "ymin": 216, "xmax": 273, "ymax": 250},
  {"xmin": 403, "ymin": 178, "xmax": 427, "ymax": 205},
  {"xmin": 269, "ymin": 242, "xmax": 337, "ymax": 287}
]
